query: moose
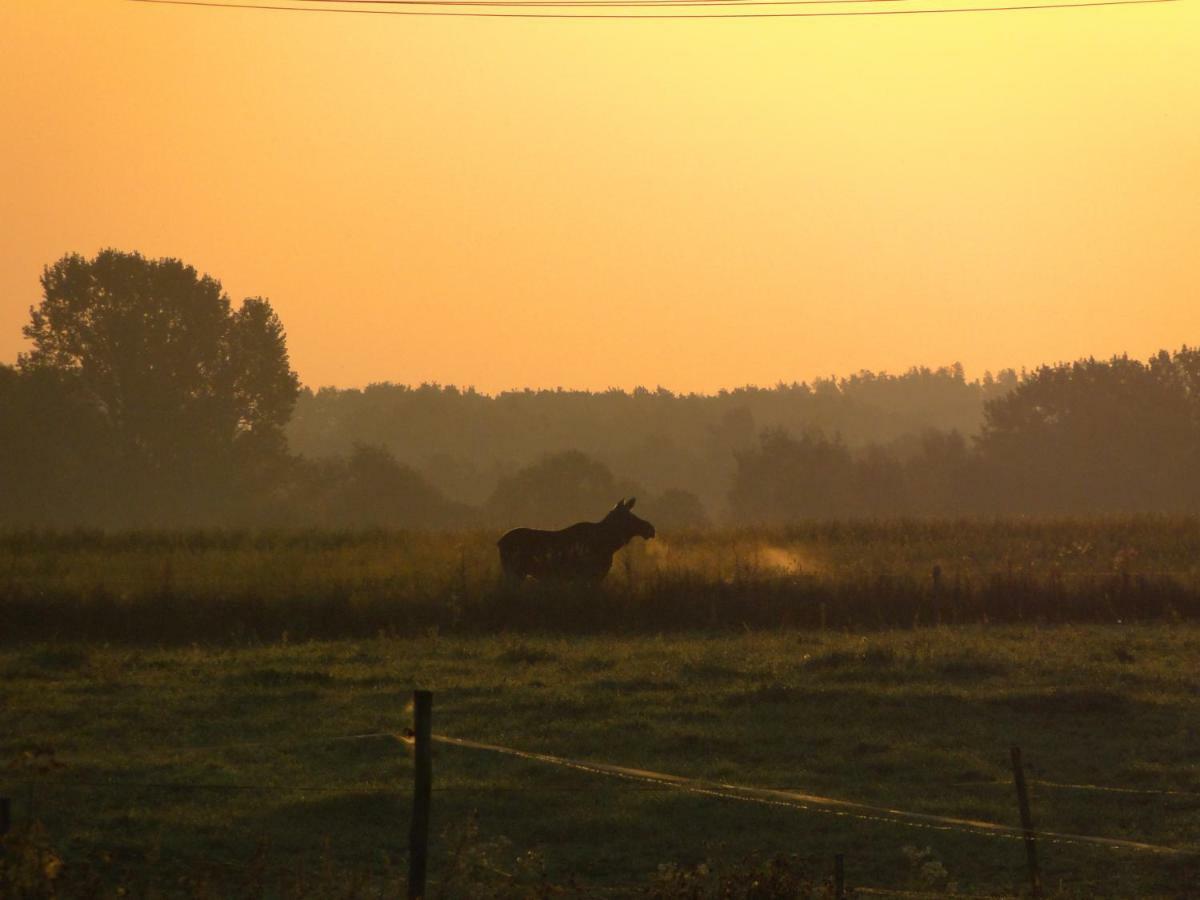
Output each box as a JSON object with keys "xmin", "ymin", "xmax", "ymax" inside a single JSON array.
[{"xmin": 497, "ymin": 498, "xmax": 656, "ymax": 582}]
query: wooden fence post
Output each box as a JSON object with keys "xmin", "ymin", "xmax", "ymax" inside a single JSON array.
[
  {"xmin": 834, "ymin": 853, "xmax": 845, "ymax": 899},
  {"xmin": 1, "ymin": 796, "xmax": 10, "ymax": 852},
  {"xmin": 1010, "ymin": 746, "xmax": 1041, "ymax": 898},
  {"xmin": 408, "ymin": 691, "xmax": 434, "ymax": 900},
  {"xmin": 931, "ymin": 565, "xmax": 943, "ymax": 625}
]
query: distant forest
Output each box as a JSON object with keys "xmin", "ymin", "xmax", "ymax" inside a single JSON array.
[
  {"xmin": 3, "ymin": 250, "xmax": 1199, "ymax": 528},
  {"xmin": 288, "ymin": 369, "xmax": 1017, "ymax": 521}
]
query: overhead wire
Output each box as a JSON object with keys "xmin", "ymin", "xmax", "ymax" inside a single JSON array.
[
  {"xmin": 286, "ymin": 0, "xmax": 920, "ymax": 7},
  {"xmin": 129, "ymin": 0, "xmax": 1180, "ymax": 20}
]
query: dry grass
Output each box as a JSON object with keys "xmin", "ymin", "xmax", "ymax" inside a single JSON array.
[{"xmin": 2, "ymin": 519, "xmax": 1200, "ymax": 643}]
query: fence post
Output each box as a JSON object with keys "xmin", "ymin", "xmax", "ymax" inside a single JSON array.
[
  {"xmin": 834, "ymin": 853, "xmax": 845, "ymax": 899},
  {"xmin": 1010, "ymin": 746, "xmax": 1041, "ymax": 898},
  {"xmin": 408, "ymin": 690, "xmax": 433, "ymax": 900},
  {"xmin": 931, "ymin": 565, "xmax": 943, "ymax": 625},
  {"xmin": 1, "ymin": 796, "xmax": 10, "ymax": 854}
]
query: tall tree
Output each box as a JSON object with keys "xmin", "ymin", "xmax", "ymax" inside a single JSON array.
[{"xmin": 20, "ymin": 249, "xmax": 300, "ymax": 521}]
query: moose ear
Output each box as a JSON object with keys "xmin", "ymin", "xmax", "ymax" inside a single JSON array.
[{"xmin": 626, "ymin": 497, "xmax": 636, "ymax": 509}]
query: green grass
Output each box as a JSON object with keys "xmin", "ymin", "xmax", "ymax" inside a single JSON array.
[{"xmin": 3, "ymin": 627, "xmax": 1199, "ymax": 897}]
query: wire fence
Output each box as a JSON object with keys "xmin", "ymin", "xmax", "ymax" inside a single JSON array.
[
  {"xmin": 427, "ymin": 733, "xmax": 1195, "ymax": 856},
  {"xmin": 956, "ymin": 779, "xmax": 1200, "ymax": 799},
  {"xmin": 3, "ymin": 708, "xmax": 1197, "ymax": 897}
]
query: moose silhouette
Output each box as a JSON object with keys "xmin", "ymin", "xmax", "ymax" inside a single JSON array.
[{"xmin": 497, "ymin": 498, "xmax": 656, "ymax": 582}]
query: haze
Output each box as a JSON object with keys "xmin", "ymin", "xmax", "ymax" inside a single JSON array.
[{"xmin": 1, "ymin": 0, "xmax": 1196, "ymax": 393}]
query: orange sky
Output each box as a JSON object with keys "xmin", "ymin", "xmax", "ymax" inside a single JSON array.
[{"xmin": 1, "ymin": 0, "xmax": 1196, "ymax": 392}]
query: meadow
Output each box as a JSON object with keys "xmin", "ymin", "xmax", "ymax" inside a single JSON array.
[
  {"xmin": 3, "ymin": 518, "xmax": 1200, "ymax": 643},
  {"xmin": 2, "ymin": 521, "xmax": 1199, "ymax": 897}
]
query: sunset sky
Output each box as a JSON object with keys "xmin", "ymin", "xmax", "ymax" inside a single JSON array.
[{"xmin": 1, "ymin": 0, "xmax": 1196, "ymax": 393}]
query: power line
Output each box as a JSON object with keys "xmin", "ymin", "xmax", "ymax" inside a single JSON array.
[
  {"xmin": 129, "ymin": 0, "xmax": 1179, "ymax": 19},
  {"xmin": 283, "ymin": 0, "xmax": 915, "ymax": 7},
  {"xmin": 288, "ymin": 0, "xmax": 917, "ymax": 7}
]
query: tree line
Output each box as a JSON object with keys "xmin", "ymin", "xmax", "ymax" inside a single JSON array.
[{"xmin": 3, "ymin": 250, "xmax": 1198, "ymax": 528}]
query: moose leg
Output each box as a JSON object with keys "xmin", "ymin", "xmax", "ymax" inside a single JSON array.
[
  {"xmin": 498, "ymin": 550, "xmax": 525, "ymax": 586},
  {"xmin": 503, "ymin": 564, "xmax": 531, "ymax": 587}
]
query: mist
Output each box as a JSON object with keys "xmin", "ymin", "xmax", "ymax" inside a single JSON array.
[{"xmin": 4, "ymin": 250, "xmax": 1199, "ymax": 529}]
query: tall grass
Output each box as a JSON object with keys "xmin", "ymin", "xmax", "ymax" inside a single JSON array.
[{"xmin": 3, "ymin": 519, "xmax": 1199, "ymax": 643}]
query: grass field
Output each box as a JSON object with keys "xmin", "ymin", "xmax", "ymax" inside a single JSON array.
[
  {"xmin": 2, "ymin": 523, "xmax": 1199, "ymax": 897},
  {"xmin": 3, "ymin": 627, "xmax": 1199, "ymax": 897},
  {"xmin": 3, "ymin": 519, "xmax": 1200, "ymax": 642}
]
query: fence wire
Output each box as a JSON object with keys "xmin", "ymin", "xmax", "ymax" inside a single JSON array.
[
  {"xmin": 5, "ymin": 720, "xmax": 1196, "ymax": 897},
  {"xmin": 431, "ymin": 733, "xmax": 1197, "ymax": 857},
  {"xmin": 956, "ymin": 778, "xmax": 1200, "ymax": 799}
]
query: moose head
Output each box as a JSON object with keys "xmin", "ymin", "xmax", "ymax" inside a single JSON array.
[{"xmin": 604, "ymin": 497, "xmax": 656, "ymax": 541}]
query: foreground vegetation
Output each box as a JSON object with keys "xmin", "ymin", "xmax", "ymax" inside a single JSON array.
[
  {"xmin": 2, "ymin": 627, "xmax": 1198, "ymax": 897},
  {"xmin": 3, "ymin": 520, "xmax": 1199, "ymax": 643},
  {"xmin": 3, "ymin": 524, "xmax": 1198, "ymax": 895}
]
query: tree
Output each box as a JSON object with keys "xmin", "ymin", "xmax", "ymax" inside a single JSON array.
[
  {"xmin": 20, "ymin": 249, "xmax": 300, "ymax": 521},
  {"xmin": 903, "ymin": 428, "xmax": 976, "ymax": 516},
  {"xmin": 484, "ymin": 450, "xmax": 635, "ymax": 528},
  {"xmin": 976, "ymin": 355, "xmax": 1196, "ymax": 513},
  {"xmin": 0, "ymin": 364, "xmax": 116, "ymax": 524},
  {"xmin": 729, "ymin": 428, "xmax": 859, "ymax": 523},
  {"xmin": 285, "ymin": 444, "xmax": 466, "ymax": 528},
  {"xmin": 343, "ymin": 444, "xmax": 453, "ymax": 526},
  {"xmin": 640, "ymin": 488, "xmax": 710, "ymax": 531}
]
